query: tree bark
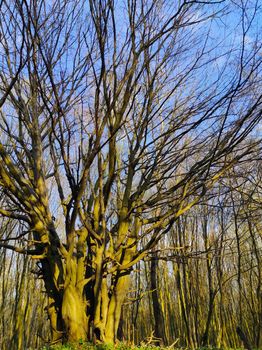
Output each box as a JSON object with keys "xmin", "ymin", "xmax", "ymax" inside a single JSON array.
[
  {"xmin": 62, "ymin": 284, "xmax": 89, "ymax": 342},
  {"xmin": 150, "ymin": 253, "xmax": 168, "ymax": 346},
  {"xmin": 236, "ymin": 326, "xmax": 252, "ymax": 350},
  {"xmin": 104, "ymin": 273, "xmax": 131, "ymax": 343}
]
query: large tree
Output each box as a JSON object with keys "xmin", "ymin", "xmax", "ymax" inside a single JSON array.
[{"xmin": 0, "ymin": 0, "xmax": 261, "ymax": 344}]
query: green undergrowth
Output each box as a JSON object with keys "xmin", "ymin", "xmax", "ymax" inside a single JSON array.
[
  {"xmin": 41, "ymin": 343, "xmax": 163, "ymax": 350},
  {"xmin": 40, "ymin": 343, "xmax": 249, "ymax": 350}
]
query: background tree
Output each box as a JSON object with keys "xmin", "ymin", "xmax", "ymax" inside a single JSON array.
[
  {"xmin": 0, "ymin": 218, "xmax": 48, "ymax": 350},
  {"xmin": 0, "ymin": 0, "xmax": 261, "ymax": 345},
  {"xmin": 120, "ymin": 159, "xmax": 261, "ymax": 348}
]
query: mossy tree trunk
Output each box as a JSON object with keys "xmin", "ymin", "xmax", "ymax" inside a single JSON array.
[{"xmin": 42, "ymin": 248, "xmax": 134, "ymax": 344}]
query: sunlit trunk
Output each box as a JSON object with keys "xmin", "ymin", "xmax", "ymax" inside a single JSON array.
[
  {"xmin": 46, "ymin": 296, "xmax": 64, "ymax": 343},
  {"xmin": 104, "ymin": 274, "xmax": 131, "ymax": 343},
  {"xmin": 62, "ymin": 284, "xmax": 89, "ymax": 342}
]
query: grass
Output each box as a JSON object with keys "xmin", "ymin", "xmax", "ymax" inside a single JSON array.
[
  {"xmin": 41, "ymin": 343, "xmax": 164, "ymax": 350},
  {"xmin": 40, "ymin": 343, "xmax": 248, "ymax": 350}
]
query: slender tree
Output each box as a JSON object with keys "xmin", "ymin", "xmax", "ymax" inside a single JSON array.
[{"xmin": 150, "ymin": 249, "xmax": 168, "ymax": 346}]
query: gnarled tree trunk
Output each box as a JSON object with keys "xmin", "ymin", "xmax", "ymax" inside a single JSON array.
[{"xmin": 62, "ymin": 284, "xmax": 89, "ymax": 342}]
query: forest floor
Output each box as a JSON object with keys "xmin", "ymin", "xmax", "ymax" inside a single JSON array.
[
  {"xmin": 41, "ymin": 344, "xmax": 166, "ymax": 350},
  {"xmin": 40, "ymin": 343, "xmax": 247, "ymax": 350}
]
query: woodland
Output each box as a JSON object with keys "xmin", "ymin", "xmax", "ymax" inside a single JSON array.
[{"xmin": 0, "ymin": 0, "xmax": 261, "ymax": 349}]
